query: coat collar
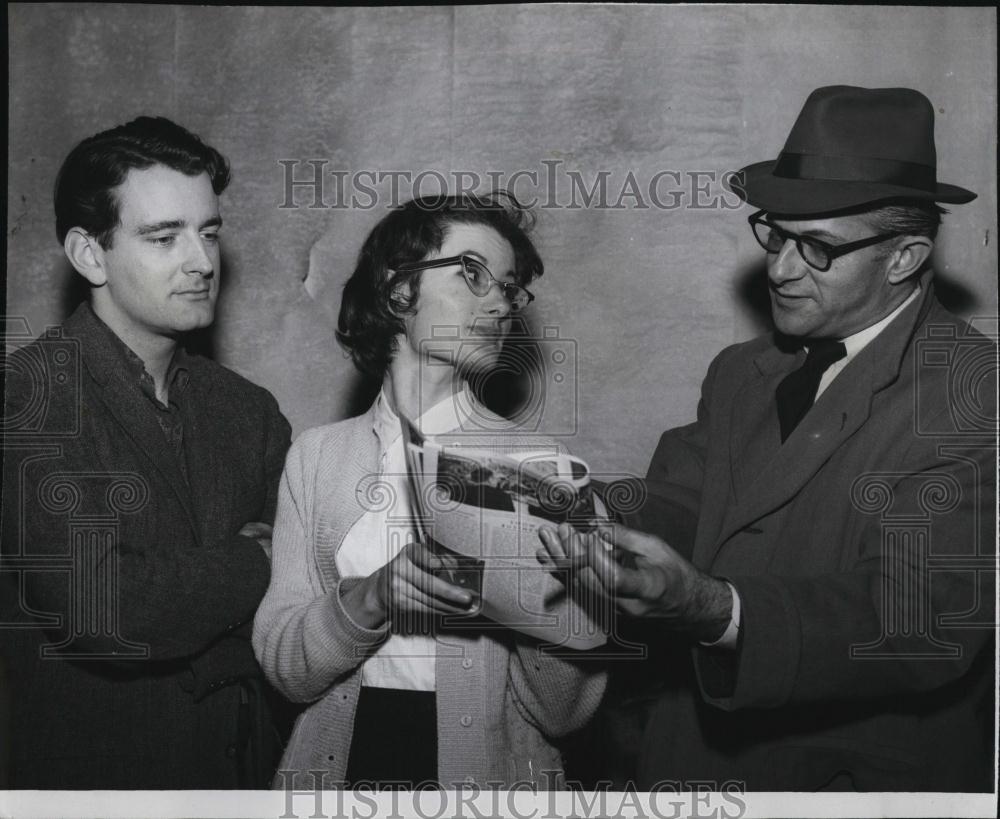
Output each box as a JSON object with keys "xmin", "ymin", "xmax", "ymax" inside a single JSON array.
[
  {"xmin": 748, "ymin": 278, "xmax": 935, "ymax": 388},
  {"xmin": 706, "ymin": 280, "xmax": 936, "ymax": 558},
  {"xmin": 65, "ymin": 303, "xmax": 201, "ymax": 541},
  {"xmin": 67, "ymin": 302, "xmax": 203, "ymax": 395}
]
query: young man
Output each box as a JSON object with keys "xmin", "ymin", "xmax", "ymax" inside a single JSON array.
[
  {"xmin": 1, "ymin": 117, "xmax": 292, "ymax": 788},
  {"xmin": 540, "ymin": 86, "xmax": 995, "ymax": 791}
]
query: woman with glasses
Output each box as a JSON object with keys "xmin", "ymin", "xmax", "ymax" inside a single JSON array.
[{"xmin": 253, "ymin": 191, "xmax": 605, "ymax": 790}]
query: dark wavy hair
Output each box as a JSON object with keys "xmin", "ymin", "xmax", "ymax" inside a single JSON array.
[
  {"xmin": 54, "ymin": 116, "xmax": 230, "ymax": 249},
  {"xmin": 336, "ymin": 190, "xmax": 544, "ymax": 379}
]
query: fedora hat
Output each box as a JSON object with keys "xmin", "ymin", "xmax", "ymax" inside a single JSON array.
[{"xmin": 731, "ymin": 85, "xmax": 976, "ymax": 215}]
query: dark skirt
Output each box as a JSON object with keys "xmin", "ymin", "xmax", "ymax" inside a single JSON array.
[{"xmin": 344, "ymin": 686, "xmax": 438, "ymax": 789}]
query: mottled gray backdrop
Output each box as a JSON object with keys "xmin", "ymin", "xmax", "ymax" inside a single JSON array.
[{"xmin": 7, "ymin": 4, "xmax": 997, "ymax": 477}]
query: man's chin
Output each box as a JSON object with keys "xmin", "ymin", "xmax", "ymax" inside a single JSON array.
[
  {"xmin": 771, "ymin": 308, "xmax": 818, "ymax": 339},
  {"xmin": 174, "ymin": 309, "xmax": 216, "ymax": 334}
]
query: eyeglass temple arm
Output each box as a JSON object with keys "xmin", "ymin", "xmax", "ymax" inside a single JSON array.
[
  {"xmin": 826, "ymin": 232, "xmax": 904, "ymax": 259},
  {"xmin": 394, "ymin": 256, "xmax": 465, "ymax": 273},
  {"xmin": 395, "ymin": 256, "xmax": 534, "ymax": 305}
]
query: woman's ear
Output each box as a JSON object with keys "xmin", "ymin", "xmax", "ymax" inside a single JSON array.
[
  {"xmin": 388, "ymin": 276, "xmax": 413, "ymax": 316},
  {"xmin": 63, "ymin": 228, "xmax": 107, "ymax": 286}
]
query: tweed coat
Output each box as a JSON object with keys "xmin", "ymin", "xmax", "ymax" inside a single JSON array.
[
  {"xmin": 630, "ymin": 282, "xmax": 996, "ymax": 791},
  {"xmin": 1, "ymin": 303, "xmax": 292, "ymax": 788}
]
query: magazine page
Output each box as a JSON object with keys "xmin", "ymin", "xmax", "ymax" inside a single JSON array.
[{"xmin": 402, "ymin": 417, "xmax": 608, "ymax": 650}]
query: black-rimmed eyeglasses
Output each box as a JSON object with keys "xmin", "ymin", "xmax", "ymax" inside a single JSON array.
[
  {"xmin": 748, "ymin": 210, "xmax": 904, "ymax": 272},
  {"xmin": 394, "ymin": 254, "xmax": 535, "ymax": 312}
]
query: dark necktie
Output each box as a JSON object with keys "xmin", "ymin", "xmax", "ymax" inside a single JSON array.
[{"xmin": 775, "ymin": 340, "xmax": 848, "ymax": 442}]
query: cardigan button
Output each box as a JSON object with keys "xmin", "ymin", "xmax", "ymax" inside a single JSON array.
[
  {"xmin": 460, "ymin": 715, "xmax": 473, "ymax": 727},
  {"xmin": 462, "ymin": 658, "xmax": 473, "ymax": 669}
]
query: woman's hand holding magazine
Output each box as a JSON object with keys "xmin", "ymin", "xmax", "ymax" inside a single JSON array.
[{"xmin": 340, "ymin": 540, "xmax": 479, "ymax": 630}]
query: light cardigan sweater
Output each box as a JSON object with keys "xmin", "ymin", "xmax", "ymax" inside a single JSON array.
[{"xmin": 253, "ymin": 402, "xmax": 607, "ymax": 789}]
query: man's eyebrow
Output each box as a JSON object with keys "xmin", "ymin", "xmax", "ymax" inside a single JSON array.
[
  {"xmin": 134, "ymin": 219, "xmax": 185, "ymax": 236},
  {"xmin": 798, "ymin": 228, "xmax": 842, "ymax": 242},
  {"xmin": 134, "ymin": 216, "xmax": 222, "ymax": 235},
  {"xmin": 773, "ymin": 222, "xmax": 843, "ymax": 243}
]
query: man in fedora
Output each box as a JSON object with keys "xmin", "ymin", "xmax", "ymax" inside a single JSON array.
[{"xmin": 539, "ymin": 86, "xmax": 995, "ymax": 791}]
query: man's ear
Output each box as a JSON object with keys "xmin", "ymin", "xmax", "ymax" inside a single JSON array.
[
  {"xmin": 886, "ymin": 235, "xmax": 934, "ymax": 285},
  {"xmin": 63, "ymin": 228, "xmax": 107, "ymax": 286}
]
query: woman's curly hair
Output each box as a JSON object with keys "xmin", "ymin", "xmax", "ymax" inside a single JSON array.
[{"xmin": 336, "ymin": 190, "xmax": 543, "ymax": 379}]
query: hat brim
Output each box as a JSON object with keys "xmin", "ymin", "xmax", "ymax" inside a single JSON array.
[{"xmin": 729, "ymin": 160, "xmax": 977, "ymax": 216}]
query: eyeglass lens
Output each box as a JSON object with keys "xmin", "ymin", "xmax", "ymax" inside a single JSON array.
[
  {"xmin": 753, "ymin": 221, "xmax": 830, "ymax": 270},
  {"xmin": 462, "ymin": 258, "xmax": 530, "ymax": 310}
]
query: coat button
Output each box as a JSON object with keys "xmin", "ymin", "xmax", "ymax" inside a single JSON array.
[
  {"xmin": 462, "ymin": 658, "xmax": 473, "ymax": 669},
  {"xmin": 460, "ymin": 715, "xmax": 472, "ymax": 727},
  {"xmin": 225, "ymin": 744, "xmax": 237, "ymax": 757}
]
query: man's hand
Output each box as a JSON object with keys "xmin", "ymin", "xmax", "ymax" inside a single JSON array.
[
  {"xmin": 238, "ymin": 521, "xmax": 273, "ymax": 560},
  {"xmin": 537, "ymin": 522, "xmax": 732, "ymax": 642}
]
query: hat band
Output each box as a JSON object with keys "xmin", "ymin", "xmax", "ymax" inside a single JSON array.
[{"xmin": 773, "ymin": 152, "xmax": 937, "ymax": 192}]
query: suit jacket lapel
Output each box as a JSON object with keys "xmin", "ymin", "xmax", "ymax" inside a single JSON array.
[
  {"xmin": 726, "ymin": 347, "xmax": 796, "ymax": 504},
  {"xmin": 709, "ymin": 283, "xmax": 934, "ymax": 556},
  {"xmin": 176, "ymin": 362, "xmax": 223, "ymax": 545},
  {"xmin": 715, "ymin": 362, "xmax": 874, "ymax": 548},
  {"xmin": 67, "ymin": 305, "xmax": 201, "ymax": 542}
]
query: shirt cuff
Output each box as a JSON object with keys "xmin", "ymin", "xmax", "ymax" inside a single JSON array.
[{"xmin": 699, "ymin": 581, "xmax": 740, "ymax": 649}]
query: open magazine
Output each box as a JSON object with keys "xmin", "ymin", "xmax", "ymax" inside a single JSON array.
[{"xmin": 401, "ymin": 416, "xmax": 608, "ymax": 651}]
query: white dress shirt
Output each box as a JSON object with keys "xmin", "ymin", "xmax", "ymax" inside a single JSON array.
[{"xmin": 815, "ymin": 285, "xmax": 922, "ymax": 399}]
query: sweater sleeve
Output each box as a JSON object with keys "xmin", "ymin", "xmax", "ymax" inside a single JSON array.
[
  {"xmin": 252, "ymin": 431, "xmax": 390, "ymax": 703},
  {"xmin": 506, "ymin": 639, "xmax": 608, "ymax": 737}
]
